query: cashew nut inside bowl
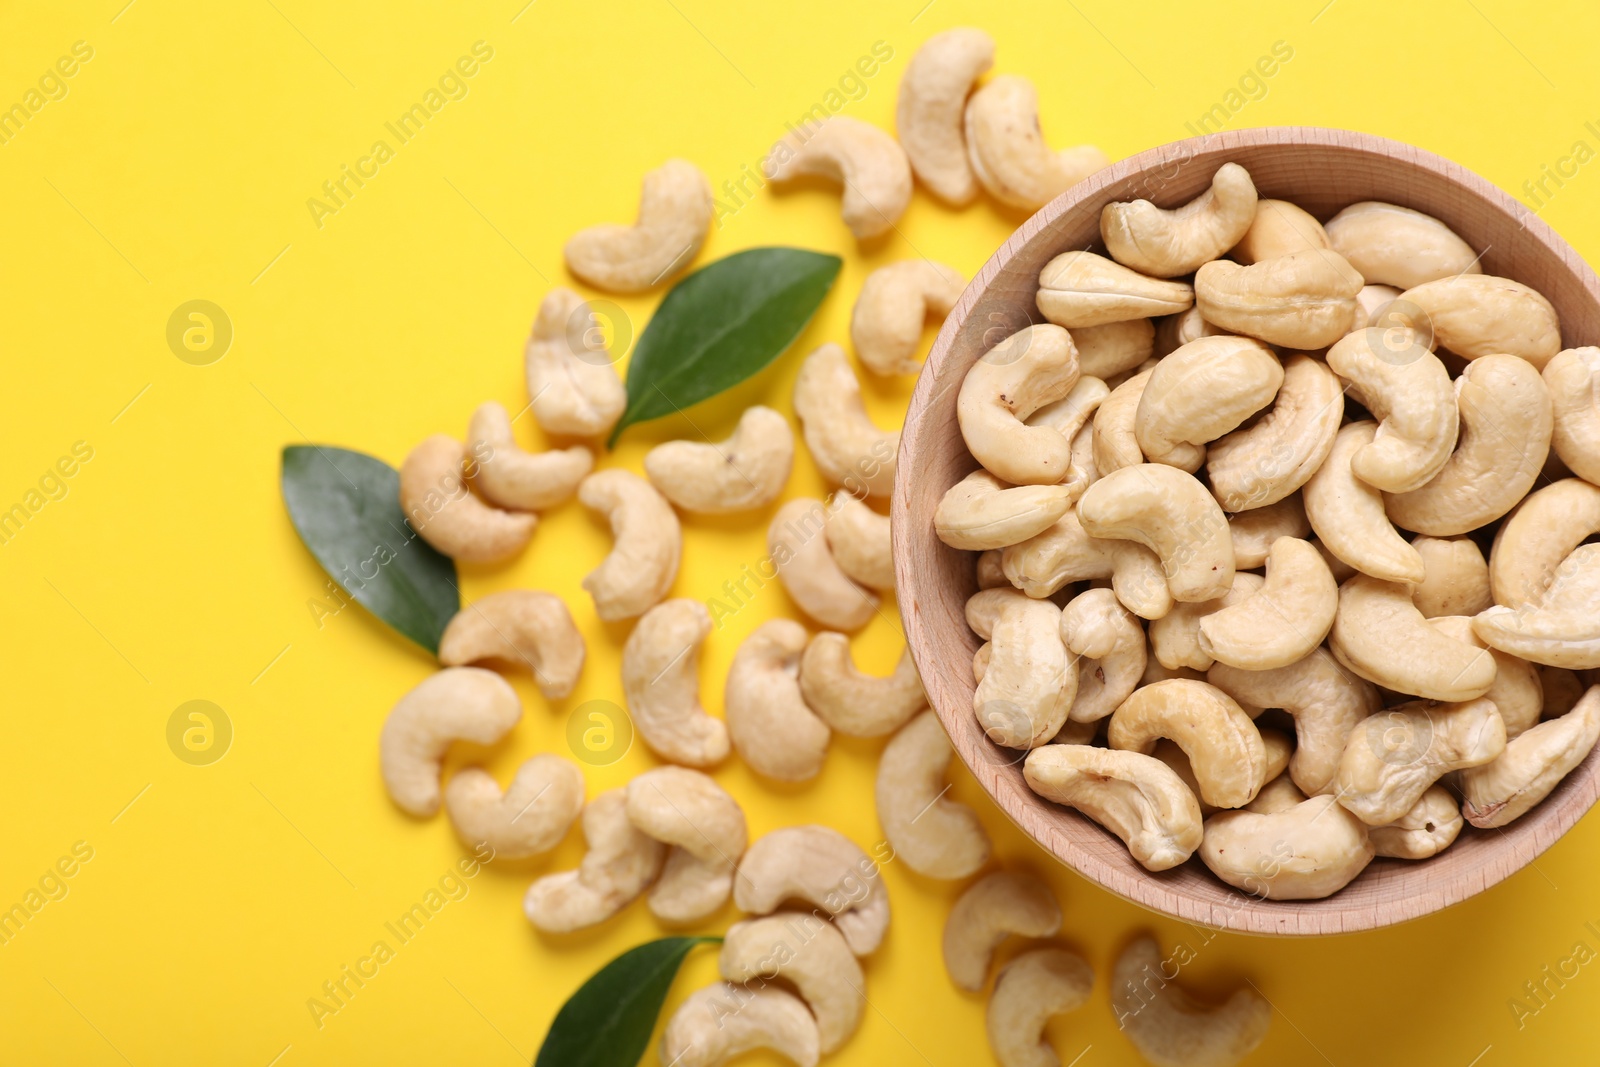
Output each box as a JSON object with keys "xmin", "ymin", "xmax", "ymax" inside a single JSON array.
[
  {"xmin": 523, "ymin": 789, "xmax": 666, "ymax": 933},
  {"xmin": 1392, "ymin": 273, "xmax": 1561, "ymax": 367},
  {"xmin": 1325, "ymin": 327, "xmax": 1461, "ymax": 494},
  {"xmin": 734, "ymin": 825, "xmax": 890, "ymax": 956},
  {"xmin": 620, "ymin": 599, "xmax": 729, "ymax": 767},
  {"xmin": 1111, "ymin": 935, "xmax": 1270, "ymax": 1067},
  {"xmin": 967, "ymin": 588, "xmax": 1073, "ymax": 749},
  {"xmin": 1460, "ymin": 685, "xmax": 1600, "ymax": 828},
  {"xmin": 958, "ymin": 324, "xmax": 1082, "ymax": 486},
  {"xmin": 851, "ymin": 259, "xmax": 965, "ymax": 375},
  {"xmin": 1148, "ymin": 573, "xmax": 1264, "ymax": 674},
  {"xmin": 1333, "ymin": 696, "xmax": 1506, "ymax": 825},
  {"xmin": 625, "ymin": 766, "xmax": 747, "ymax": 923},
  {"xmin": 642, "ymin": 405, "xmax": 793, "ymax": 515},
  {"xmin": 438, "ymin": 589, "xmax": 585, "ymax": 699},
  {"xmin": 793, "ymin": 343, "xmax": 899, "ymax": 498},
  {"xmin": 1070, "ymin": 320, "xmax": 1154, "ymax": 381},
  {"xmin": 1426, "ymin": 614, "xmax": 1543, "ymax": 739},
  {"xmin": 876, "ymin": 710, "xmax": 991, "ymax": 879},
  {"xmin": 1230, "ymin": 197, "xmax": 1331, "ymax": 264},
  {"xmin": 942, "ymin": 869, "xmax": 1062, "ymax": 992},
  {"xmin": 935, "ymin": 469, "xmax": 1083, "ymax": 552},
  {"xmin": 1000, "ymin": 509, "xmax": 1174, "ymax": 620},
  {"xmin": 1207, "ymin": 354, "xmax": 1343, "ymax": 513},
  {"xmin": 725, "ymin": 619, "xmax": 831, "ymax": 782},
  {"xmin": 1076, "ymin": 463, "xmax": 1236, "ymax": 603},
  {"xmin": 1474, "ymin": 543, "xmax": 1600, "ymax": 669},
  {"xmin": 562, "ymin": 159, "xmax": 711, "ymax": 292},
  {"xmin": 1324, "ymin": 200, "xmax": 1482, "ymax": 289},
  {"xmin": 444, "ymin": 754, "xmax": 584, "ymax": 859},
  {"xmin": 1330, "ymin": 574, "xmax": 1498, "ymax": 702},
  {"xmin": 1201, "ymin": 794, "xmax": 1375, "ymax": 900},
  {"xmin": 1035, "ymin": 251, "xmax": 1193, "ymax": 329},
  {"xmin": 1488, "ymin": 477, "xmax": 1600, "ymax": 609},
  {"xmin": 764, "ymin": 115, "xmax": 912, "ymax": 239},
  {"xmin": 964, "ymin": 73, "xmax": 1108, "ymax": 212},
  {"xmin": 1101, "ymin": 162, "xmax": 1258, "ymax": 278},
  {"xmin": 380, "ymin": 667, "xmax": 522, "ymax": 817},
  {"xmin": 1060, "ymin": 587, "xmax": 1147, "ymax": 722},
  {"xmin": 660, "ymin": 982, "xmax": 820, "ymax": 1067},
  {"xmin": 579, "ymin": 469, "xmax": 681, "ymax": 621},
  {"xmin": 399, "ymin": 435, "xmax": 536, "ymax": 564},
  {"xmin": 987, "ymin": 947, "xmax": 1094, "ymax": 1067},
  {"xmin": 1108, "ymin": 679, "xmax": 1268, "ymax": 808},
  {"xmin": 1093, "ymin": 367, "xmax": 1155, "ymax": 477},
  {"xmin": 1544, "ymin": 347, "xmax": 1600, "ymax": 484},
  {"xmin": 1303, "ymin": 421, "xmax": 1425, "ymax": 585},
  {"xmin": 523, "ymin": 288, "xmax": 627, "ymax": 438},
  {"xmin": 467, "ymin": 401, "xmax": 592, "ymax": 512},
  {"xmin": 1194, "ymin": 248, "xmax": 1363, "ymax": 350},
  {"xmin": 1197, "ymin": 536, "xmax": 1338, "ymax": 671},
  {"xmin": 719, "ymin": 914, "xmax": 865, "ymax": 1054},
  {"xmin": 1134, "ymin": 335, "xmax": 1283, "ymax": 473},
  {"xmin": 896, "ymin": 28, "xmax": 995, "ymax": 205},
  {"xmin": 1369, "ymin": 785, "xmax": 1463, "ymax": 860},
  {"xmin": 799, "ymin": 632, "xmax": 925, "ymax": 737},
  {"xmin": 1023, "ymin": 745, "xmax": 1203, "ymax": 871}
]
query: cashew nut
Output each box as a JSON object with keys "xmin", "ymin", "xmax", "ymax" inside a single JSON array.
[
  {"xmin": 1475, "ymin": 544, "xmax": 1600, "ymax": 669},
  {"xmin": 1026, "ymin": 375, "xmax": 1109, "ymax": 450},
  {"xmin": 1071, "ymin": 320, "xmax": 1155, "ymax": 381},
  {"xmin": 380, "ymin": 667, "xmax": 521, "ymax": 817},
  {"xmin": 1093, "ymin": 367, "xmax": 1155, "ymax": 477},
  {"xmin": 1060, "ymin": 587, "xmax": 1147, "ymax": 722},
  {"xmin": 877, "ymin": 709, "xmax": 991, "ymax": 879},
  {"xmin": 1334, "ymin": 696, "xmax": 1506, "ymax": 825},
  {"xmin": 1227, "ymin": 494, "xmax": 1311, "ymax": 570},
  {"xmin": 1036, "ymin": 252, "xmax": 1194, "ymax": 328},
  {"xmin": 896, "ymin": 27, "xmax": 995, "ymax": 205},
  {"xmin": 1155, "ymin": 729, "xmax": 1291, "ymax": 820},
  {"xmin": 793, "ymin": 343, "xmax": 898, "ymax": 498},
  {"xmin": 400, "ymin": 435, "xmax": 536, "ymax": 563},
  {"xmin": 1194, "ymin": 249, "xmax": 1364, "ymax": 350},
  {"xmin": 1489, "ymin": 478, "xmax": 1600, "ymax": 608},
  {"xmin": 1369, "ymin": 785, "xmax": 1463, "ymax": 859},
  {"xmin": 726, "ymin": 619, "xmax": 830, "ymax": 782},
  {"xmin": 524, "ymin": 789, "xmax": 666, "ymax": 932},
  {"xmin": 1355, "ymin": 283, "xmax": 1403, "ymax": 325},
  {"xmin": 1070, "ymin": 420, "xmax": 1098, "ymax": 487},
  {"xmin": 1244, "ymin": 770, "xmax": 1307, "ymax": 815},
  {"xmin": 824, "ymin": 494, "xmax": 893, "ymax": 591},
  {"xmin": 1321, "ymin": 327, "xmax": 1457, "ymax": 493},
  {"xmin": 1302, "ymin": 422, "xmax": 1425, "ymax": 584},
  {"xmin": 444, "ymin": 754, "xmax": 583, "ymax": 858},
  {"xmin": 1208, "ymin": 648, "xmax": 1379, "ymax": 796},
  {"xmin": 966, "ymin": 588, "xmax": 1072, "ymax": 748},
  {"xmin": 734, "ymin": 825, "xmax": 889, "ymax": 956},
  {"xmin": 1077, "ymin": 464, "xmax": 1236, "ymax": 602},
  {"xmin": 1101, "ymin": 163, "xmax": 1258, "ymax": 278},
  {"xmin": 642, "ymin": 406, "xmax": 793, "ymax": 514},
  {"xmin": 1460, "ymin": 685, "xmax": 1600, "ymax": 827},
  {"xmin": 943, "ymin": 870, "xmax": 1061, "ymax": 991},
  {"xmin": 1427, "ymin": 615, "xmax": 1543, "ymax": 739},
  {"xmin": 1198, "ymin": 537, "xmax": 1337, "ymax": 671},
  {"xmin": 987, "ymin": 948, "xmax": 1094, "ymax": 1067},
  {"xmin": 719, "ymin": 915, "xmax": 864, "ymax": 1054},
  {"xmin": 799, "ymin": 632, "xmax": 925, "ymax": 737},
  {"xmin": 1230, "ymin": 197, "xmax": 1331, "ymax": 263},
  {"xmin": 770, "ymin": 498, "xmax": 878, "ymax": 630},
  {"xmin": 625, "ymin": 766, "xmax": 747, "ymax": 923},
  {"xmin": 579, "ymin": 470, "xmax": 680, "ymax": 621},
  {"xmin": 659, "ymin": 983, "xmax": 819, "ymax": 1067},
  {"xmin": 1391, "ymin": 274, "xmax": 1562, "ymax": 368},
  {"xmin": 467, "ymin": 401, "xmax": 592, "ymax": 511},
  {"xmin": 438, "ymin": 590, "xmax": 585, "ymax": 698},
  {"xmin": 964, "ymin": 74, "xmax": 1108, "ymax": 211},
  {"xmin": 1312, "ymin": 537, "xmax": 1358, "ymax": 584},
  {"xmin": 764, "ymin": 116, "xmax": 911, "ymax": 239},
  {"xmin": 936, "ymin": 469, "xmax": 1082, "ymax": 551},
  {"xmin": 1135, "ymin": 336, "xmax": 1283, "ymax": 472},
  {"xmin": 958, "ymin": 324, "xmax": 1082, "ymax": 485},
  {"xmin": 1207, "ymin": 354, "xmax": 1344, "ymax": 512},
  {"xmin": 1411, "ymin": 536, "xmax": 1493, "ymax": 619},
  {"xmin": 851, "ymin": 260, "xmax": 965, "ymax": 375},
  {"xmin": 1108, "ymin": 680, "xmax": 1267, "ymax": 807},
  {"xmin": 523, "ymin": 288, "xmax": 627, "ymax": 437},
  {"xmin": 1148, "ymin": 573, "xmax": 1264, "ymax": 673},
  {"xmin": 1111, "ymin": 935, "xmax": 1270, "ymax": 1067},
  {"xmin": 1324, "ymin": 201, "xmax": 1482, "ymax": 289},
  {"xmin": 1544, "ymin": 347, "xmax": 1600, "ymax": 484},
  {"xmin": 1330, "ymin": 574, "xmax": 1497, "ymax": 700},
  {"xmin": 563, "ymin": 159, "xmax": 711, "ymax": 292},
  {"xmin": 1200, "ymin": 795, "xmax": 1375, "ymax": 900},
  {"xmin": 621, "ymin": 599, "xmax": 729, "ymax": 767},
  {"xmin": 1024, "ymin": 744, "xmax": 1204, "ymax": 871},
  {"xmin": 1153, "ymin": 306, "xmax": 1228, "ymax": 358},
  {"xmin": 1001, "ymin": 510, "xmax": 1174, "ymax": 619}
]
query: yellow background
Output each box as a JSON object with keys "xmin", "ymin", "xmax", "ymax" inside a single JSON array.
[{"xmin": 4, "ymin": 1, "xmax": 1600, "ymax": 1063}]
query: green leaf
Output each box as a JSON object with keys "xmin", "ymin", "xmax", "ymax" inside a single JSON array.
[
  {"xmin": 608, "ymin": 246, "xmax": 842, "ymax": 446},
  {"xmin": 280, "ymin": 445, "xmax": 459, "ymax": 654},
  {"xmin": 535, "ymin": 936, "xmax": 720, "ymax": 1067}
]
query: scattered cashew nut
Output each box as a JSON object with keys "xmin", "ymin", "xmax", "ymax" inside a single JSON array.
[
  {"xmin": 438, "ymin": 590, "xmax": 585, "ymax": 699},
  {"xmin": 719, "ymin": 914, "xmax": 864, "ymax": 1054},
  {"xmin": 621, "ymin": 599, "xmax": 729, "ymax": 767},
  {"xmin": 1111, "ymin": 935, "xmax": 1270, "ymax": 1067},
  {"xmin": 824, "ymin": 494, "xmax": 894, "ymax": 591},
  {"xmin": 851, "ymin": 260, "xmax": 966, "ymax": 375},
  {"xmin": 400, "ymin": 435, "xmax": 536, "ymax": 563},
  {"xmin": 896, "ymin": 27, "xmax": 995, "ymax": 205},
  {"xmin": 799, "ymin": 632, "xmax": 925, "ymax": 737},
  {"xmin": 563, "ymin": 159, "xmax": 711, "ymax": 292},
  {"xmin": 523, "ymin": 288, "xmax": 627, "ymax": 437},
  {"xmin": 467, "ymin": 401, "xmax": 592, "ymax": 511},
  {"xmin": 726, "ymin": 619, "xmax": 831, "ymax": 782},
  {"xmin": 579, "ymin": 469, "xmax": 681, "ymax": 621},
  {"xmin": 444, "ymin": 754, "xmax": 583, "ymax": 858},
  {"xmin": 764, "ymin": 116, "xmax": 912, "ymax": 239},
  {"xmin": 876, "ymin": 709, "xmax": 991, "ymax": 879},
  {"xmin": 987, "ymin": 948, "xmax": 1094, "ymax": 1067},
  {"xmin": 380, "ymin": 667, "xmax": 521, "ymax": 817},
  {"xmin": 659, "ymin": 983, "xmax": 820, "ymax": 1067},
  {"xmin": 643, "ymin": 406, "xmax": 793, "ymax": 514},
  {"xmin": 734, "ymin": 825, "xmax": 890, "ymax": 956},
  {"xmin": 524, "ymin": 789, "xmax": 666, "ymax": 932},
  {"xmin": 625, "ymin": 766, "xmax": 747, "ymax": 923},
  {"xmin": 942, "ymin": 870, "xmax": 1062, "ymax": 991},
  {"xmin": 793, "ymin": 343, "xmax": 899, "ymax": 498},
  {"xmin": 770, "ymin": 497, "xmax": 879, "ymax": 630},
  {"xmin": 964, "ymin": 74, "xmax": 1108, "ymax": 211}
]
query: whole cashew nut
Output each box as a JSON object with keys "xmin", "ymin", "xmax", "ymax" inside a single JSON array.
[
  {"xmin": 1200, "ymin": 795, "xmax": 1375, "ymax": 900},
  {"xmin": 964, "ymin": 74, "xmax": 1108, "ymax": 211},
  {"xmin": 643, "ymin": 406, "xmax": 793, "ymax": 514},
  {"xmin": 1135, "ymin": 336, "xmax": 1283, "ymax": 472},
  {"xmin": 1207, "ymin": 354, "xmax": 1343, "ymax": 512},
  {"xmin": 1060, "ymin": 587, "xmax": 1147, "ymax": 722},
  {"xmin": 958, "ymin": 324, "xmax": 1082, "ymax": 485},
  {"xmin": 621, "ymin": 599, "xmax": 729, "ymax": 767},
  {"xmin": 579, "ymin": 470, "xmax": 680, "ymax": 621},
  {"xmin": 380, "ymin": 667, "xmax": 521, "ymax": 817},
  {"xmin": 764, "ymin": 116, "xmax": 912, "ymax": 239},
  {"xmin": 625, "ymin": 766, "xmax": 747, "ymax": 923},
  {"xmin": 467, "ymin": 401, "xmax": 592, "ymax": 511},
  {"xmin": 936, "ymin": 469, "xmax": 1083, "ymax": 551},
  {"xmin": 523, "ymin": 289, "xmax": 627, "ymax": 437},
  {"xmin": 799, "ymin": 633, "xmax": 925, "ymax": 737},
  {"xmin": 1208, "ymin": 648, "xmax": 1379, "ymax": 797},
  {"xmin": 987, "ymin": 948, "xmax": 1094, "ymax": 1067},
  {"xmin": 1544, "ymin": 347, "xmax": 1600, "ymax": 484},
  {"xmin": 1110, "ymin": 935, "xmax": 1270, "ymax": 1067},
  {"xmin": 1302, "ymin": 422, "xmax": 1425, "ymax": 585},
  {"xmin": 1077, "ymin": 464, "xmax": 1236, "ymax": 603},
  {"xmin": 1333, "ymin": 696, "xmax": 1506, "ymax": 825},
  {"xmin": 524, "ymin": 789, "xmax": 666, "ymax": 932},
  {"xmin": 734, "ymin": 825, "xmax": 890, "ymax": 956},
  {"xmin": 1093, "ymin": 367, "xmax": 1155, "ymax": 477},
  {"xmin": 1148, "ymin": 573, "xmax": 1264, "ymax": 673},
  {"xmin": 1369, "ymin": 785, "xmax": 1463, "ymax": 859},
  {"xmin": 438, "ymin": 590, "xmax": 585, "ymax": 699},
  {"xmin": 793, "ymin": 343, "xmax": 898, "ymax": 498},
  {"xmin": 1108, "ymin": 679, "xmax": 1268, "ymax": 808},
  {"xmin": 1411, "ymin": 536, "xmax": 1493, "ymax": 619},
  {"xmin": 1023, "ymin": 744, "xmax": 1204, "ymax": 871},
  {"xmin": 1036, "ymin": 252, "xmax": 1193, "ymax": 329},
  {"xmin": 444, "ymin": 754, "xmax": 583, "ymax": 858},
  {"xmin": 1101, "ymin": 163, "xmax": 1258, "ymax": 278},
  {"xmin": 1460, "ymin": 685, "xmax": 1600, "ymax": 828},
  {"xmin": 895, "ymin": 27, "xmax": 995, "ymax": 205},
  {"xmin": 659, "ymin": 983, "xmax": 819, "ymax": 1067},
  {"xmin": 876, "ymin": 710, "xmax": 992, "ymax": 879},
  {"xmin": 1198, "ymin": 537, "xmax": 1338, "ymax": 671},
  {"xmin": 942, "ymin": 870, "xmax": 1062, "ymax": 992},
  {"xmin": 400, "ymin": 435, "xmax": 536, "ymax": 563},
  {"xmin": 1071, "ymin": 320, "xmax": 1155, "ymax": 381},
  {"xmin": 851, "ymin": 260, "xmax": 966, "ymax": 375},
  {"xmin": 1392, "ymin": 274, "xmax": 1561, "ymax": 367},
  {"xmin": 1230, "ymin": 197, "xmax": 1331, "ymax": 264},
  {"xmin": 726, "ymin": 620, "xmax": 830, "ymax": 782},
  {"xmin": 1427, "ymin": 615, "xmax": 1543, "ymax": 739},
  {"xmin": 1488, "ymin": 478, "xmax": 1600, "ymax": 608},
  {"xmin": 966, "ymin": 588, "xmax": 1073, "ymax": 749},
  {"xmin": 1324, "ymin": 327, "xmax": 1459, "ymax": 494},
  {"xmin": 563, "ymin": 159, "xmax": 711, "ymax": 292},
  {"xmin": 1475, "ymin": 544, "xmax": 1600, "ymax": 669},
  {"xmin": 824, "ymin": 494, "xmax": 893, "ymax": 591},
  {"xmin": 1329, "ymin": 575, "xmax": 1497, "ymax": 701},
  {"xmin": 1194, "ymin": 249, "xmax": 1364, "ymax": 350},
  {"xmin": 1001, "ymin": 510, "xmax": 1174, "ymax": 620},
  {"xmin": 770, "ymin": 498, "xmax": 878, "ymax": 630},
  {"xmin": 1227, "ymin": 495, "xmax": 1311, "ymax": 570},
  {"xmin": 1026, "ymin": 375, "xmax": 1108, "ymax": 457},
  {"xmin": 1324, "ymin": 201, "xmax": 1482, "ymax": 289},
  {"xmin": 719, "ymin": 915, "xmax": 865, "ymax": 1054}
]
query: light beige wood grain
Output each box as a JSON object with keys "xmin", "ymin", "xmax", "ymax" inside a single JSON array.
[{"xmin": 891, "ymin": 127, "xmax": 1600, "ymax": 936}]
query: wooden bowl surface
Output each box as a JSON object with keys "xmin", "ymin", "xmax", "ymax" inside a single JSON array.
[{"xmin": 891, "ymin": 126, "xmax": 1600, "ymax": 936}]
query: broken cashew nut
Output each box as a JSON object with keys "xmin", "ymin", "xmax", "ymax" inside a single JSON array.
[
  {"xmin": 579, "ymin": 469, "xmax": 681, "ymax": 621},
  {"xmin": 643, "ymin": 405, "xmax": 793, "ymax": 514},
  {"xmin": 380, "ymin": 667, "xmax": 521, "ymax": 817},
  {"xmin": 621, "ymin": 599, "xmax": 729, "ymax": 767},
  {"xmin": 876, "ymin": 709, "xmax": 991, "ymax": 879},
  {"xmin": 942, "ymin": 870, "xmax": 1062, "ymax": 992},
  {"xmin": 562, "ymin": 159, "xmax": 711, "ymax": 292}
]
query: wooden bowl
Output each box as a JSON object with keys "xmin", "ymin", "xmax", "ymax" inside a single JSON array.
[{"xmin": 892, "ymin": 126, "xmax": 1600, "ymax": 936}]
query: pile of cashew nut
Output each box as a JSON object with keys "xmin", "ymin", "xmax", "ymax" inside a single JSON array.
[{"xmin": 938, "ymin": 154, "xmax": 1600, "ymax": 911}]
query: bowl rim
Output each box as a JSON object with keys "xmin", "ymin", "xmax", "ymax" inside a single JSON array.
[{"xmin": 893, "ymin": 124, "xmax": 1600, "ymax": 936}]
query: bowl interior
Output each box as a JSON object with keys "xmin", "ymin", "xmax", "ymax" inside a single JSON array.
[{"xmin": 892, "ymin": 126, "xmax": 1600, "ymax": 936}]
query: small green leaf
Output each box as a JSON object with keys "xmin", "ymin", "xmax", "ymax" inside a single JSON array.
[
  {"xmin": 608, "ymin": 246, "xmax": 842, "ymax": 446},
  {"xmin": 280, "ymin": 445, "xmax": 459, "ymax": 654},
  {"xmin": 535, "ymin": 936, "xmax": 720, "ymax": 1067}
]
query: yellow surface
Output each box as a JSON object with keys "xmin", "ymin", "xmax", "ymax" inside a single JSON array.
[{"xmin": 4, "ymin": 1, "xmax": 1600, "ymax": 1063}]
